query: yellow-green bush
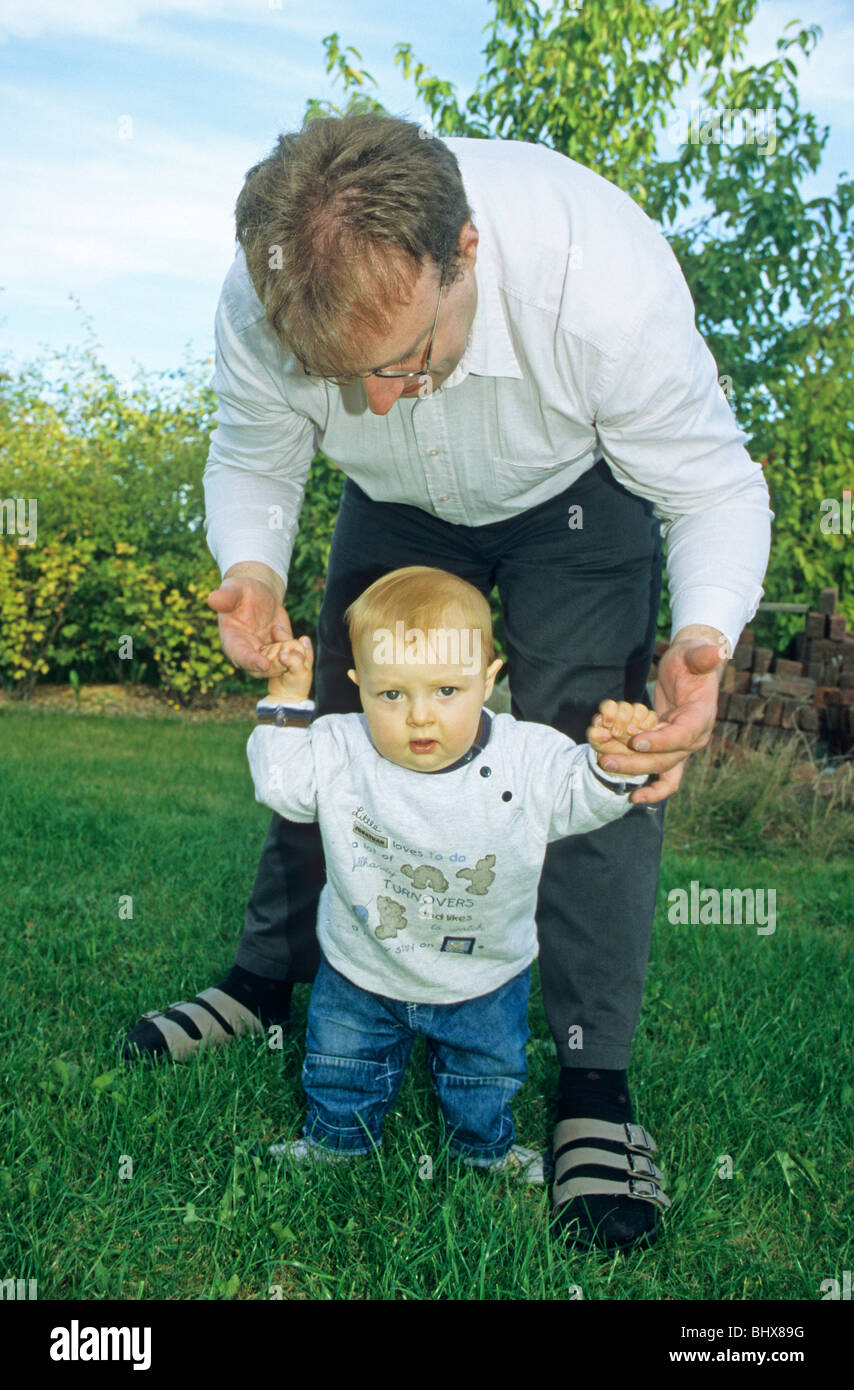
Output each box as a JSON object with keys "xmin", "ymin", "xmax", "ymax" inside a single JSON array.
[
  {"xmin": 0, "ymin": 532, "xmax": 97, "ymax": 697},
  {"xmin": 99, "ymin": 546, "xmax": 235, "ymax": 706},
  {"xmin": 0, "ymin": 345, "xmax": 344, "ymax": 706}
]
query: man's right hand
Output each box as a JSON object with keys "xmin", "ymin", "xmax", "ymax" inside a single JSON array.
[{"xmin": 207, "ymin": 564, "xmax": 293, "ymax": 676}]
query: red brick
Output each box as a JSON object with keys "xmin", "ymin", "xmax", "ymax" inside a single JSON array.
[
  {"xmin": 815, "ymin": 687, "xmax": 842, "ymax": 708},
  {"xmin": 781, "ymin": 699, "xmax": 809, "ymax": 729},
  {"xmin": 807, "ymin": 638, "xmax": 837, "ymax": 660},
  {"xmin": 796, "ymin": 706, "xmax": 819, "ymax": 731},
  {"xmin": 805, "ymin": 611, "xmax": 826, "ymax": 638},
  {"xmin": 734, "ymin": 644, "xmax": 753, "ymax": 670},
  {"xmin": 805, "ymin": 662, "xmax": 823, "ymax": 683},
  {"xmin": 745, "ymin": 695, "xmax": 766, "ymax": 723},
  {"xmin": 752, "ymin": 647, "xmax": 773, "ymax": 674},
  {"xmin": 734, "ymin": 670, "xmax": 752, "ymax": 694},
  {"xmin": 756, "ymin": 674, "xmax": 816, "ymax": 699},
  {"xmin": 821, "ymin": 659, "xmax": 841, "ymax": 684},
  {"xmin": 827, "ymin": 613, "xmax": 847, "ymax": 641},
  {"xmin": 760, "ymin": 725, "xmax": 786, "ymax": 748},
  {"xmin": 728, "ymin": 693, "xmax": 749, "ymax": 722},
  {"xmin": 716, "ymin": 691, "xmax": 730, "ymax": 719},
  {"xmin": 721, "ymin": 663, "xmax": 736, "ymax": 693},
  {"xmin": 764, "ymin": 695, "xmax": 783, "ymax": 727},
  {"xmin": 739, "ymin": 628, "xmax": 756, "ymax": 647},
  {"xmin": 775, "ymin": 658, "xmax": 804, "ymax": 677},
  {"xmin": 819, "ymin": 586, "xmax": 838, "ymax": 615}
]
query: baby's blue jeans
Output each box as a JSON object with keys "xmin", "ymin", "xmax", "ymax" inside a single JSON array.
[{"xmin": 302, "ymin": 954, "xmax": 531, "ymax": 1161}]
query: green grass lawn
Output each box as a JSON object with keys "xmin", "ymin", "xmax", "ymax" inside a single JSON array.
[{"xmin": 1, "ymin": 707, "xmax": 852, "ymax": 1300}]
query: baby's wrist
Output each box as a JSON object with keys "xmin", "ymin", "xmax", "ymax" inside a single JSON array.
[{"xmin": 267, "ymin": 677, "xmax": 312, "ymax": 701}]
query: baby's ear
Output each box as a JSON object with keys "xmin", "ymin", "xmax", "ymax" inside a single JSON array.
[{"xmin": 346, "ymin": 668, "xmax": 359, "ymax": 686}]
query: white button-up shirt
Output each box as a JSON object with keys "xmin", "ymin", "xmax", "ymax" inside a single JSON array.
[{"xmin": 204, "ymin": 137, "xmax": 772, "ymax": 651}]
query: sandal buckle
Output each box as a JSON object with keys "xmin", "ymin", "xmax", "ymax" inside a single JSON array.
[
  {"xmin": 628, "ymin": 1176, "xmax": 660, "ymax": 1200},
  {"xmin": 628, "ymin": 1151, "xmax": 656, "ymax": 1176},
  {"xmin": 624, "ymin": 1122, "xmax": 653, "ymax": 1151}
]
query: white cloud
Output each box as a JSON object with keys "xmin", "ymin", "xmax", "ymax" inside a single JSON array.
[
  {"xmin": 0, "ymin": 0, "xmax": 415, "ymax": 48},
  {"xmin": 0, "ymin": 89, "xmax": 257, "ymax": 295}
]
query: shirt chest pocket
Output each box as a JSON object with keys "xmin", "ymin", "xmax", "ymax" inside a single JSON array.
[{"xmin": 491, "ymin": 387, "xmax": 595, "ymax": 471}]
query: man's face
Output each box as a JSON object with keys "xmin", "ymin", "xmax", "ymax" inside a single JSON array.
[
  {"xmin": 355, "ymin": 222, "xmax": 479, "ymax": 416},
  {"xmin": 348, "ymin": 630, "xmax": 502, "ymax": 772}
]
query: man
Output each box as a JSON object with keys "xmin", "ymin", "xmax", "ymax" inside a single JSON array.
[{"xmin": 124, "ymin": 113, "xmax": 771, "ymax": 1251}]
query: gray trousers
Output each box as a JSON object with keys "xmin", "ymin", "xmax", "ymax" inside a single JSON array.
[{"xmin": 237, "ymin": 461, "xmax": 665, "ymax": 1068}]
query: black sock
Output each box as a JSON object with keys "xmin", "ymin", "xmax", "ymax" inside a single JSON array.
[
  {"xmin": 556, "ymin": 1066, "xmax": 632, "ymax": 1123},
  {"xmin": 217, "ymin": 964, "xmax": 293, "ymax": 1026}
]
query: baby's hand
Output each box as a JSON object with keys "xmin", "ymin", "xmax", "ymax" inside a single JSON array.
[
  {"xmin": 587, "ymin": 700, "xmax": 661, "ymax": 762},
  {"xmin": 263, "ymin": 636, "xmax": 313, "ymax": 702}
]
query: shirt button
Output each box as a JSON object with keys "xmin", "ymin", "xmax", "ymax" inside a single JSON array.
[
  {"xmin": 438, "ymin": 494, "xmax": 450, "ymax": 502},
  {"xmin": 480, "ymin": 767, "xmax": 492, "ymax": 778},
  {"xmin": 502, "ymin": 791, "xmax": 513, "ymax": 801},
  {"xmin": 428, "ymin": 448, "xmax": 439, "ymax": 456}
]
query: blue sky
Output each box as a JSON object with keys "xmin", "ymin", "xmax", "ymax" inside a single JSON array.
[{"xmin": 1, "ymin": 0, "xmax": 852, "ymax": 389}]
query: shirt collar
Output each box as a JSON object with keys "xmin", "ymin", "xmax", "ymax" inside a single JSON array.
[
  {"xmin": 419, "ymin": 709, "xmax": 493, "ymax": 775},
  {"xmin": 439, "ymin": 235, "xmax": 523, "ymax": 390}
]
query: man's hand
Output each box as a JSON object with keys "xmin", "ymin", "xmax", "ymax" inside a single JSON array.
[
  {"xmin": 206, "ymin": 562, "xmax": 293, "ymax": 677},
  {"xmin": 592, "ymin": 625, "xmax": 730, "ymax": 806}
]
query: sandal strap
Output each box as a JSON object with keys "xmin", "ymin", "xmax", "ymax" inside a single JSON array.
[
  {"xmin": 554, "ymin": 1175, "xmax": 672, "ymax": 1211},
  {"xmin": 140, "ymin": 988, "xmax": 265, "ymax": 1059},
  {"xmin": 553, "ymin": 1117, "xmax": 657, "ymax": 1156},
  {"xmin": 554, "ymin": 1146, "xmax": 664, "ymax": 1188}
]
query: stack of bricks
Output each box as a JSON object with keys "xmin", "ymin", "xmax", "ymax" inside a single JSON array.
[{"xmin": 647, "ymin": 588, "xmax": 854, "ymax": 756}]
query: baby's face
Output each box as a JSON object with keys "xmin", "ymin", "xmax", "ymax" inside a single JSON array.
[{"xmin": 349, "ymin": 634, "xmax": 503, "ymax": 772}]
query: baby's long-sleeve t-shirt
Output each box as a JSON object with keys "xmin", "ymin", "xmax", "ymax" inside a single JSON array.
[{"xmin": 246, "ymin": 709, "xmax": 645, "ymax": 1004}]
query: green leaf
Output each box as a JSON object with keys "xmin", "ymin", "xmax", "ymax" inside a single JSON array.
[{"xmin": 219, "ymin": 1273, "xmax": 241, "ymax": 1300}]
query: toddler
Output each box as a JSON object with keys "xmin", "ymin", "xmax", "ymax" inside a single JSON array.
[{"xmin": 246, "ymin": 566, "xmax": 659, "ymax": 1177}]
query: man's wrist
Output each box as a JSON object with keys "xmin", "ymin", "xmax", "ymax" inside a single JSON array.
[
  {"xmin": 670, "ymin": 624, "xmax": 732, "ymax": 661},
  {"xmin": 224, "ymin": 561, "xmax": 286, "ymax": 606}
]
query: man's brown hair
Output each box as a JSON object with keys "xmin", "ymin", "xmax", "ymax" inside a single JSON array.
[{"xmin": 235, "ymin": 112, "xmax": 473, "ymax": 377}]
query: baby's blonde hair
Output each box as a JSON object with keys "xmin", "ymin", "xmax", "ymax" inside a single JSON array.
[{"xmin": 345, "ymin": 566, "xmax": 495, "ymax": 668}]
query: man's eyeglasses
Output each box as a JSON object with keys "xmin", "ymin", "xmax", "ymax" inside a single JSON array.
[{"xmin": 303, "ymin": 276, "xmax": 444, "ymax": 389}]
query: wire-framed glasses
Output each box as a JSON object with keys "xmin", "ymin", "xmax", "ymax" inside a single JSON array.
[{"xmin": 302, "ymin": 275, "xmax": 444, "ymax": 388}]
